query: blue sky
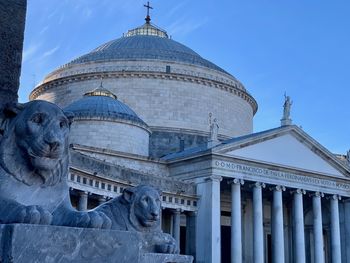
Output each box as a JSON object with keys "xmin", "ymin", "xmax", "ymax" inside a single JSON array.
[{"xmin": 20, "ymin": 0, "xmax": 350, "ymax": 154}]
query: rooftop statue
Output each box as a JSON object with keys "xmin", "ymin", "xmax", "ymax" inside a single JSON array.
[
  {"xmin": 208, "ymin": 113, "xmax": 219, "ymax": 142},
  {"xmin": 283, "ymin": 93, "xmax": 292, "ymax": 120},
  {"xmin": 0, "ymin": 100, "xmax": 111, "ymax": 228}
]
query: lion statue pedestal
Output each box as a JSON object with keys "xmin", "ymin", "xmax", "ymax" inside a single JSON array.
[{"xmin": 0, "ymin": 224, "xmax": 193, "ymax": 263}]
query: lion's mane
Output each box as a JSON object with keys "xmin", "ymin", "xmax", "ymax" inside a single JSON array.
[{"xmin": 0, "ymin": 101, "xmax": 72, "ymax": 187}]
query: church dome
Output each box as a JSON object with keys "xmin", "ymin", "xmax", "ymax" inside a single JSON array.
[
  {"xmin": 64, "ymin": 86, "xmax": 150, "ymax": 156},
  {"xmin": 63, "ymin": 34, "xmax": 229, "ymax": 75},
  {"xmin": 64, "ymin": 86, "xmax": 147, "ymax": 127},
  {"xmin": 30, "ymin": 16, "xmax": 257, "ymax": 157}
]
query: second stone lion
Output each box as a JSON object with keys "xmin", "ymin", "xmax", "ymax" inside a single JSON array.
[{"xmin": 96, "ymin": 185, "xmax": 179, "ymax": 254}]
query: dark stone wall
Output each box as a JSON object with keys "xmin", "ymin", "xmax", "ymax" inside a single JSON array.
[
  {"xmin": 0, "ymin": 0, "xmax": 27, "ymax": 107},
  {"xmin": 149, "ymin": 131, "xmax": 208, "ymax": 158}
]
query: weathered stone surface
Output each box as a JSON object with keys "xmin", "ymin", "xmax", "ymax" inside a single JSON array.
[
  {"xmin": 0, "ymin": 224, "xmax": 141, "ymax": 263},
  {"xmin": 0, "ymin": 0, "xmax": 27, "ymax": 107},
  {"xmin": 0, "ymin": 224, "xmax": 193, "ymax": 263},
  {"xmin": 141, "ymin": 253, "xmax": 193, "ymax": 263},
  {"xmin": 70, "ymin": 150, "xmax": 196, "ymax": 195}
]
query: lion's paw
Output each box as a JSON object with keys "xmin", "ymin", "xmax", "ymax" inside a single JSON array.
[
  {"xmin": 87, "ymin": 211, "xmax": 112, "ymax": 229},
  {"xmin": 155, "ymin": 242, "xmax": 179, "ymax": 254},
  {"xmin": 72, "ymin": 211, "xmax": 112, "ymax": 229},
  {"xmin": 13, "ymin": 205, "xmax": 52, "ymax": 225}
]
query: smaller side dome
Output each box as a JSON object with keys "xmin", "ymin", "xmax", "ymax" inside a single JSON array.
[
  {"xmin": 65, "ymin": 86, "xmax": 150, "ymax": 156},
  {"xmin": 65, "ymin": 86, "xmax": 148, "ymax": 128}
]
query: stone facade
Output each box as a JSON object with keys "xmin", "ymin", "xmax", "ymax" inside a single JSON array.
[{"xmin": 69, "ymin": 119, "xmax": 150, "ymax": 156}]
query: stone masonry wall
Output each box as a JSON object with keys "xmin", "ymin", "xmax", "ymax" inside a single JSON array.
[
  {"xmin": 0, "ymin": 0, "xmax": 26, "ymax": 107},
  {"xmin": 34, "ymin": 76, "xmax": 253, "ymax": 138},
  {"xmin": 69, "ymin": 120, "xmax": 149, "ymax": 156}
]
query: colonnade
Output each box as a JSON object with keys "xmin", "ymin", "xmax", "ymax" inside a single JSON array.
[
  {"xmin": 230, "ymin": 179, "xmax": 344, "ymax": 263},
  {"xmin": 196, "ymin": 176, "xmax": 349, "ymax": 263}
]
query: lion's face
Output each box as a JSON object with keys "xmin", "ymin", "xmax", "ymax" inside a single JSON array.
[
  {"xmin": 0, "ymin": 100, "xmax": 73, "ymax": 186},
  {"xmin": 15, "ymin": 101, "xmax": 71, "ymax": 171},
  {"xmin": 124, "ymin": 186, "xmax": 161, "ymax": 228}
]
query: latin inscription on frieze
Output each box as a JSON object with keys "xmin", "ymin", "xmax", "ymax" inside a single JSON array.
[{"xmin": 214, "ymin": 160, "xmax": 350, "ymax": 191}]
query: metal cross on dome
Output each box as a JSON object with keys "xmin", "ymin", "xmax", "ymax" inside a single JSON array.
[{"xmin": 144, "ymin": 1, "xmax": 153, "ymax": 23}]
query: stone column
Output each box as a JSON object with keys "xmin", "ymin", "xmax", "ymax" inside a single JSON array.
[
  {"xmin": 312, "ymin": 192, "xmax": 324, "ymax": 263},
  {"xmin": 77, "ymin": 191, "xmax": 88, "ymax": 211},
  {"xmin": 98, "ymin": 196, "xmax": 106, "ymax": 205},
  {"xmin": 0, "ymin": 0, "xmax": 27, "ymax": 107},
  {"xmin": 330, "ymin": 195, "xmax": 341, "ymax": 263},
  {"xmin": 185, "ymin": 211, "xmax": 196, "ymax": 258},
  {"xmin": 292, "ymin": 189, "xmax": 306, "ymax": 263},
  {"xmin": 172, "ymin": 209, "xmax": 181, "ymax": 248},
  {"xmin": 252, "ymin": 182, "xmax": 265, "ymax": 263},
  {"xmin": 271, "ymin": 185, "xmax": 286, "ymax": 263},
  {"xmin": 195, "ymin": 175, "xmax": 222, "ymax": 263},
  {"xmin": 344, "ymin": 199, "xmax": 350, "ymax": 263},
  {"xmin": 230, "ymin": 179, "xmax": 244, "ymax": 263}
]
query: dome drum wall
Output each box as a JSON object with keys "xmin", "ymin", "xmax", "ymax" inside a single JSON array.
[
  {"xmin": 33, "ymin": 75, "xmax": 254, "ymax": 138},
  {"xmin": 69, "ymin": 119, "xmax": 150, "ymax": 156}
]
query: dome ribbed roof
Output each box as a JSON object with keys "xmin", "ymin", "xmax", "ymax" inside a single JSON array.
[
  {"xmin": 65, "ymin": 34, "xmax": 228, "ymax": 74},
  {"xmin": 64, "ymin": 88, "xmax": 147, "ymax": 127}
]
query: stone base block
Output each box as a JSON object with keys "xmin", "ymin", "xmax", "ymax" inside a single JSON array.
[
  {"xmin": 141, "ymin": 253, "xmax": 193, "ymax": 263},
  {"xmin": 0, "ymin": 224, "xmax": 193, "ymax": 263}
]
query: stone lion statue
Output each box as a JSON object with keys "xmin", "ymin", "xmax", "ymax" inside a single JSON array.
[
  {"xmin": 96, "ymin": 185, "xmax": 179, "ymax": 254},
  {"xmin": 0, "ymin": 100, "xmax": 111, "ymax": 229}
]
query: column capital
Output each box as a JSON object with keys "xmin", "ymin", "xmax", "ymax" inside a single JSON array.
[
  {"xmin": 327, "ymin": 194, "xmax": 341, "ymax": 200},
  {"xmin": 310, "ymin": 191, "xmax": 324, "ymax": 198},
  {"xmin": 270, "ymin": 185, "xmax": 286, "ymax": 192},
  {"xmin": 250, "ymin": 182, "xmax": 266, "ymax": 189},
  {"xmin": 290, "ymin": 188, "xmax": 306, "ymax": 195},
  {"xmin": 204, "ymin": 175, "xmax": 223, "ymax": 182},
  {"xmin": 228, "ymin": 178, "xmax": 244, "ymax": 185}
]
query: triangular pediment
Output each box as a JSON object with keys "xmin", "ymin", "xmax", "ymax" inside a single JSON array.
[{"xmin": 216, "ymin": 126, "xmax": 349, "ymax": 178}]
